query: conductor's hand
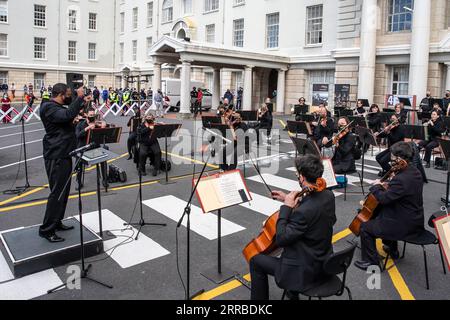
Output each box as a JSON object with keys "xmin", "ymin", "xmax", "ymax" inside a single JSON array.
[
  {"xmin": 271, "ymin": 190, "xmax": 287, "ymax": 202},
  {"xmin": 284, "ymin": 191, "xmax": 301, "ymax": 208}
]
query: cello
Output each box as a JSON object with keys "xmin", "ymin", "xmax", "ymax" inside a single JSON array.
[
  {"xmin": 348, "ymin": 159, "xmax": 408, "ymax": 236},
  {"xmin": 242, "ymin": 178, "xmax": 327, "ymax": 263}
]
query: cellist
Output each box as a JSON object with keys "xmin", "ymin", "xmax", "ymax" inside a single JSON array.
[
  {"xmin": 249, "ymin": 155, "xmax": 336, "ymax": 300},
  {"xmin": 354, "ymin": 142, "xmax": 425, "ymax": 271}
]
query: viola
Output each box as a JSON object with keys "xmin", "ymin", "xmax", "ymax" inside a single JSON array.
[
  {"xmin": 348, "ymin": 159, "xmax": 408, "ymax": 236},
  {"xmin": 242, "ymin": 178, "xmax": 327, "ymax": 263}
]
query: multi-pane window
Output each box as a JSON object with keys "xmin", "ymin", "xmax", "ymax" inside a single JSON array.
[
  {"xmin": 205, "ymin": 24, "xmax": 215, "ymax": 43},
  {"xmin": 306, "ymin": 5, "xmax": 323, "ymax": 45},
  {"xmin": 34, "ymin": 73, "xmax": 45, "ymax": 90},
  {"xmin": 392, "ymin": 66, "xmax": 409, "ymax": 95},
  {"xmin": 0, "ymin": 72, "xmax": 7, "ymax": 85},
  {"xmin": 34, "ymin": 5, "xmax": 46, "ymax": 27},
  {"xmin": 147, "ymin": 2, "xmax": 153, "ymax": 26},
  {"xmin": 89, "ymin": 13, "xmax": 97, "ymax": 30},
  {"xmin": 0, "ymin": 1, "xmax": 7, "ymax": 23},
  {"xmin": 120, "ymin": 12, "xmax": 125, "ymax": 33},
  {"xmin": 132, "ymin": 40, "xmax": 137, "ymax": 61},
  {"xmin": 266, "ymin": 13, "xmax": 279, "ymax": 48},
  {"xmin": 387, "ymin": 0, "xmax": 413, "ymax": 32},
  {"xmin": 88, "ymin": 43, "xmax": 96, "ymax": 60},
  {"xmin": 119, "ymin": 42, "xmax": 124, "ymax": 63},
  {"xmin": 0, "ymin": 33, "xmax": 7, "ymax": 56},
  {"xmin": 162, "ymin": 0, "xmax": 173, "ymax": 23},
  {"xmin": 146, "ymin": 37, "xmax": 153, "ymax": 58},
  {"xmin": 34, "ymin": 37, "xmax": 46, "ymax": 59},
  {"xmin": 132, "ymin": 7, "xmax": 138, "ymax": 29},
  {"xmin": 68, "ymin": 41, "xmax": 77, "ymax": 62},
  {"xmin": 234, "ymin": 0, "xmax": 245, "ymax": 6},
  {"xmin": 68, "ymin": 9, "xmax": 77, "ymax": 31},
  {"xmin": 183, "ymin": 0, "xmax": 192, "ymax": 14},
  {"xmin": 205, "ymin": 0, "xmax": 219, "ymax": 12},
  {"xmin": 88, "ymin": 75, "xmax": 96, "ymax": 88},
  {"xmin": 233, "ymin": 19, "xmax": 244, "ymax": 47}
]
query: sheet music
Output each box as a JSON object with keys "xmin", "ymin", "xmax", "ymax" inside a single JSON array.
[
  {"xmin": 217, "ymin": 174, "xmax": 243, "ymax": 206},
  {"xmin": 322, "ymin": 159, "xmax": 338, "ymax": 188},
  {"xmin": 442, "ymin": 220, "xmax": 450, "ymax": 250}
]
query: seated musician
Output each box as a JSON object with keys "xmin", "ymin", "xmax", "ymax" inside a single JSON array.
[
  {"xmin": 354, "ymin": 142, "xmax": 425, "ymax": 270},
  {"xmin": 331, "ymin": 117, "xmax": 356, "ymax": 174},
  {"xmin": 255, "ymin": 104, "xmax": 273, "ymax": 145},
  {"xmin": 354, "ymin": 100, "xmax": 367, "ymax": 117},
  {"xmin": 293, "ymin": 97, "xmax": 308, "ymax": 122},
  {"xmin": 312, "ymin": 105, "xmax": 334, "ymax": 148},
  {"xmin": 394, "ymin": 103, "xmax": 407, "ymax": 124},
  {"xmin": 126, "ymin": 107, "xmax": 142, "ymax": 160},
  {"xmin": 137, "ymin": 114, "xmax": 162, "ymax": 176},
  {"xmin": 367, "ymin": 104, "xmax": 382, "ymax": 133},
  {"xmin": 249, "ymin": 155, "xmax": 336, "ymax": 300},
  {"xmin": 75, "ymin": 107, "xmax": 108, "ymax": 187},
  {"xmin": 375, "ymin": 114, "xmax": 405, "ymax": 176},
  {"xmin": 418, "ymin": 110, "xmax": 446, "ymax": 168}
]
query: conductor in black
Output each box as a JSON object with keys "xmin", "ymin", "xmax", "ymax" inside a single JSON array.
[{"xmin": 39, "ymin": 84, "xmax": 92, "ymax": 243}]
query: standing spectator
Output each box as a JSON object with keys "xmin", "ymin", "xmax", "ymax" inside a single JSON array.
[
  {"xmin": 224, "ymin": 89, "xmax": 234, "ymax": 108},
  {"xmin": 190, "ymin": 87, "xmax": 198, "ymax": 111},
  {"xmin": 102, "ymin": 87, "xmax": 109, "ymax": 104},
  {"xmin": 1, "ymin": 93, "xmax": 11, "ymax": 123},
  {"xmin": 443, "ymin": 90, "xmax": 450, "ymax": 116},
  {"xmin": 93, "ymin": 86, "xmax": 100, "ymax": 105},
  {"xmin": 195, "ymin": 87, "xmax": 203, "ymax": 117},
  {"xmin": 10, "ymin": 83, "xmax": 15, "ymax": 99},
  {"xmin": 40, "ymin": 85, "xmax": 45, "ymax": 99},
  {"xmin": 140, "ymin": 88, "xmax": 147, "ymax": 100},
  {"xmin": 236, "ymin": 87, "xmax": 243, "ymax": 110},
  {"xmin": 23, "ymin": 84, "xmax": 27, "ymax": 95},
  {"xmin": 153, "ymin": 89, "xmax": 164, "ymax": 118}
]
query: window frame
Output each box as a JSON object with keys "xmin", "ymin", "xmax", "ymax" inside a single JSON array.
[
  {"xmin": 305, "ymin": 4, "xmax": 323, "ymax": 46},
  {"xmin": 68, "ymin": 40, "xmax": 77, "ymax": 62},
  {"xmin": 233, "ymin": 18, "xmax": 244, "ymax": 47},
  {"xmin": 34, "ymin": 37, "xmax": 46, "ymax": 60},
  {"xmin": 34, "ymin": 4, "xmax": 46, "ymax": 28},
  {"xmin": 266, "ymin": 12, "xmax": 279, "ymax": 49}
]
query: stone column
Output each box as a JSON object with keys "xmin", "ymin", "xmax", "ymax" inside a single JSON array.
[
  {"xmin": 179, "ymin": 60, "xmax": 192, "ymax": 116},
  {"xmin": 357, "ymin": 0, "xmax": 378, "ymax": 103},
  {"xmin": 408, "ymin": 0, "xmax": 431, "ymax": 102},
  {"xmin": 212, "ymin": 68, "xmax": 221, "ymax": 109},
  {"xmin": 152, "ymin": 63, "xmax": 162, "ymax": 91},
  {"xmin": 243, "ymin": 65, "xmax": 253, "ymax": 111},
  {"xmin": 276, "ymin": 68, "xmax": 287, "ymax": 113},
  {"xmin": 445, "ymin": 63, "xmax": 450, "ymax": 91}
]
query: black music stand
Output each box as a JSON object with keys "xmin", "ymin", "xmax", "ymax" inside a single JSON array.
[
  {"xmin": 348, "ymin": 116, "xmax": 368, "ymax": 128},
  {"xmin": 340, "ymin": 109, "xmax": 354, "ymax": 117},
  {"xmin": 293, "ymin": 105, "xmax": 309, "ymax": 115},
  {"xmin": 209, "ymin": 123, "xmax": 236, "ymax": 170},
  {"xmin": 403, "ymin": 125, "xmax": 426, "ymax": 141},
  {"xmin": 418, "ymin": 112, "xmax": 432, "ymax": 123},
  {"xmin": 151, "ymin": 123, "xmax": 182, "ymax": 185},
  {"xmin": 443, "ymin": 117, "xmax": 450, "ymax": 133},
  {"xmin": 356, "ymin": 126, "xmax": 377, "ymax": 192},
  {"xmin": 431, "ymin": 98, "xmax": 444, "ymax": 110},
  {"xmin": 237, "ymin": 110, "xmax": 258, "ymax": 122},
  {"xmin": 382, "ymin": 108, "xmax": 395, "ymax": 113},
  {"xmin": 399, "ymin": 97, "xmax": 412, "ymax": 107},
  {"xmin": 290, "ymin": 136, "xmax": 321, "ymax": 157},
  {"xmin": 87, "ymin": 127, "xmax": 122, "ymax": 193},
  {"xmin": 298, "ymin": 114, "xmax": 315, "ymax": 123},
  {"xmin": 439, "ymin": 139, "xmax": 450, "ymax": 207},
  {"xmin": 202, "ymin": 116, "xmax": 222, "ymax": 128},
  {"xmin": 287, "ymin": 121, "xmax": 312, "ymax": 158}
]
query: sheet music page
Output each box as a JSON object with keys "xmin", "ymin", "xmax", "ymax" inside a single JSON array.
[
  {"xmin": 442, "ymin": 220, "xmax": 450, "ymax": 252},
  {"xmin": 216, "ymin": 173, "xmax": 245, "ymax": 207},
  {"xmin": 322, "ymin": 159, "xmax": 338, "ymax": 188}
]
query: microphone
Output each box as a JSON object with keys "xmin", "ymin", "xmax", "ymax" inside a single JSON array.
[{"xmin": 69, "ymin": 142, "xmax": 99, "ymax": 156}]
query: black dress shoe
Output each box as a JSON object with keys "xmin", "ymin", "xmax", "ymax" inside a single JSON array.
[
  {"xmin": 56, "ymin": 223, "xmax": 75, "ymax": 232},
  {"xmin": 39, "ymin": 232, "xmax": 65, "ymax": 243},
  {"xmin": 354, "ymin": 260, "xmax": 379, "ymax": 271},
  {"xmin": 127, "ymin": 155, "xmax": 133, "ymax": 160},
  {"xmin": 382, "ymin": 245, "xmax": 400, "ymax": 259}
]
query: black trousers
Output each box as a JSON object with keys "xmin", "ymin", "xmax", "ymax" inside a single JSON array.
[
  {"xmin": 419, "ymin": 140, "xmax": 439, "ymax": 163},
  {"xmin": 249, "ymin": 254, "xmax": 279, "ymax": 300},
  {"xmin": 376, "ymin": 149, "xmax": 391, "ymax": 172},
  {"xmin": 139, "ymin": 143, "xmax": 162, "ymax": 173},
  {"xmin": 127, "ymin": 132, "xmax": 137, "ymax": 156},
  {"xmin": 40, "ymin": 158, "xmax": 73, "ymax": 235},
  {"xmin": 360, "ymin": 219, "xmax": 398, "ymax": 265}
]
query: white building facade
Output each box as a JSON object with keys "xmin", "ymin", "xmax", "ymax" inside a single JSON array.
[{"xmin": 0, "ymin": 0, "xmax": 450, "ymax": 114}]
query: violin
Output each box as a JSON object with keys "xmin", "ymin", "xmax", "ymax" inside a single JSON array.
[
  {"xmin": 375, "ymin": 119, "xmax": 399, "ymax": 136},
  {"xmin": 327, "ymin": 121, "xmax": 353, "ymax": 148},
  {"xmin": 349, "ymin": 159, "xmax": 408, "ymax": 236},
  {"xmin": 242, "ymin": 178, "xmax": 327, "ymax": 263}
]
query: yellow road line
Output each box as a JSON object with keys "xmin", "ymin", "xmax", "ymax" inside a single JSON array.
[
  {"xmin": 376, "ymin": 240, "xmax": 415, "ymax": 300},
  {"xmin": 195, "ymin": 227, "xmax": 353, "ymax": 300},
  {"xmin": 278, "ymin": 120, "xmax": 294, "ymax": 138},
  {"xmin": 163, "ymin": 151, "xmax": 220, "ymax": 169}
]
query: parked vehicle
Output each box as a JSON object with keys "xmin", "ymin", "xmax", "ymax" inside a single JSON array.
[{"xmin": 162, "ymin": 79, "xmax": 212, "ymax": 112}]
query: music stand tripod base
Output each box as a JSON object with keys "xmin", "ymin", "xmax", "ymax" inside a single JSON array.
[{"xmin": 200, "ymin": 266, "xmax": 235, "ymax": 284}]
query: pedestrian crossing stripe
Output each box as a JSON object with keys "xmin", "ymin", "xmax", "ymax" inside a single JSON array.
[
  {"xmin": 143, "ymin": 195, "xmax": 246, "ymax": 240},
  {"xmin": 239, "ymin": 192, "xmax": 282, "ymax": 217}
]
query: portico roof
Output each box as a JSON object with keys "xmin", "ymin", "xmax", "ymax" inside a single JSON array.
[{"xmin": 149, "ymin": 36, "xmax": 290, "ymax": 70}]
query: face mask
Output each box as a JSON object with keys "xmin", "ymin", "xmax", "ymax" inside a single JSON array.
[{"xmin": 63, "ymin": 96, "xmax": 72, "ymax": 105}]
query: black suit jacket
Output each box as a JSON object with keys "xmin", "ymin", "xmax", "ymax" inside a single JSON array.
[
  {"xmin": 332, "ymin": 133, "xmax": 356, "ymax": 173},
  {"xmin": 370, "ymin": 165, "xmax": 424, "ymax": 239},
  {"xmin": 274, "ymin": 190, "xmax": 336, "ymax": 292},
  {"xmin": 40, "ymin": 97, "xmax": 85, "ymax": 160}
]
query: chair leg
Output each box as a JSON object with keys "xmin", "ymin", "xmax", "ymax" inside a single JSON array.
[
  {"xmin": 401, "ymin": 242, "xmax": 407, "ymax": 259},
  {"xmin": 345, "ymin": 286, "xmax": 353, "ymax": 300},
  {"xmin": 281, "ymin": 290, "xmax": 286, "ymax": 301},
  {"xmin": 438, "ymin": 244, "xmax": 447, "ymax": 275},
  {"xmin": 344, "ymin": 174, "xmax": 347, "ymax": 201},
  {"xmin": 422, "ymin": 245, "xmax": 430, "ymax": 290}
]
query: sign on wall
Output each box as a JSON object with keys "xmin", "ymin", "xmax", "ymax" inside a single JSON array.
[
  {"xmin": 312, "ymin": 84, "xmax": 329, "ymax": 107},
  {"xmin": 334, "ymin": 84, "xmax": 351, "ymax": 108}
]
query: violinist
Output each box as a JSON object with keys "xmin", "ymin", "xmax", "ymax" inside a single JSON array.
[
  {"xmin": 375, "ymin": 114, "xmax": 405, "ymax": 176},
  {"xmin": 394, "ymin": 103, "xmax": 407, "ymax": 124},
  {"xmin": 418, "ymin": 110, "xmax": 446, "ymax": 168},
  {"xmin": 293, "ymin": 97, "xmax": 309, "ymax": 121},
  {"xmin": 354, "ymin": 142, "xmax": 425, "ymax": 271},
  {"xmin": 312, "ymin": 105, "xmax": 334, "ymax": 148},
  {"xmin": 331, "ymin": 117, "xmax": 356, "ymax": 174},
  {"xmin": 367, "ymin": 104, "xmax": 383, "ymax": 133},
  {"xmin": 249, "ymin": 155, "xmax": 336, "ymax": 300},
  {"xmin": 137, "ymin": 114, "xmax": 162, "ymax": 176},
  {"xmin": 354, "ymin": 100, "xmax": 367, "ymax": 117},
  {"xmin": 255, "ymin": 104, "xmax": 273, "ymax": 145},
  {"xmin": 126, "ymin": 106, "xmax": 142, "ymax": 160}
]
